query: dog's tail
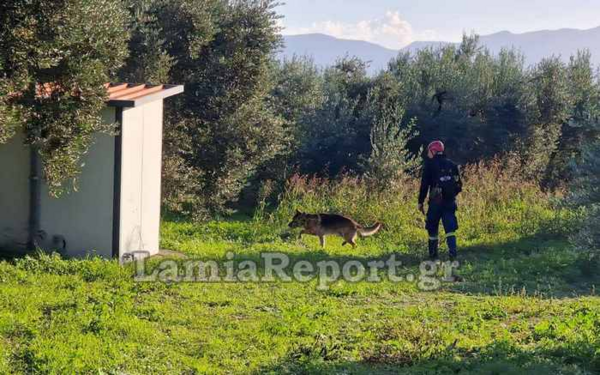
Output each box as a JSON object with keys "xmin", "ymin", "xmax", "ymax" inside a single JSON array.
[{"xmin": 358, "ymin": 222, "xmax": 383, "ymax": 237}]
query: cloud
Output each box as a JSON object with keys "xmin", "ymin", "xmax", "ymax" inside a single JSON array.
[{"xmin": 283, "ymin": 11, "xmax": 432, "ymax": 49}]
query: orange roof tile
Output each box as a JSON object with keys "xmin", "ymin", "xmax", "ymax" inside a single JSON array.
[
  {"xmin": 105, "ymin": 83, "xmax": 183, "ymax": 107},
  {"xmin": 28, "ymin": 82, "xmax": 182, "ymax": 107}
]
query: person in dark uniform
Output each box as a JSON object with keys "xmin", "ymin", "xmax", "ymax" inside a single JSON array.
[{"xmin": 418, "ymin": 140, "xmax": 462, "ymax": 260}]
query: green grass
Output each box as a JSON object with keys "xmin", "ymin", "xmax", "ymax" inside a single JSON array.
[
  {"xmin": 1, "ymin": 166, "xmax": 599, "ymax": 374},
  {"xmin": 0, "ymin": 216, "xmax": 598, "ymax": 374}
]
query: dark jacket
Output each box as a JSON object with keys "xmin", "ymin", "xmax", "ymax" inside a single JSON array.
[{"xmin": 418, "ymin": 154, "xmax": 462, "ymax": 204}]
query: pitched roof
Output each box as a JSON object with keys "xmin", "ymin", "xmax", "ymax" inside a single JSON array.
[
  {"xmin": 105, "ymin": 83, "xmax": 184, "ymax": 108},
  {"xmin": 31, "ymin": 82, "xmax": 183, "ymax": 108}
]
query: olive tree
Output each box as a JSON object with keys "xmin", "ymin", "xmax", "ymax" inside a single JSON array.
[{"xmin": 0, "ymin": 0, "xmax": 130, "ymax": 194}]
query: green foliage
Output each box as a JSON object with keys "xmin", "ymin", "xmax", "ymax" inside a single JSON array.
[
  {"xmin": 149, "ymin": 29, "xmax": 598, "ymax": 225},
  {"xmin": 283, "ymin": 34, "xmax": 535, "ymax": 182},
  {"xmin": 387, "ymin": 35, "xmax": 530, "ymax": 162},
  {"xmin": 569, "ymin": 137, "xmax": 600, "ymax": 253},
  {"xmin": 361, "ymin": 74, "xmax": 420, "ymax": 186},
  {"xmin": 242, "ymin": 56, "xmax": 326, "ymax": 207},
  {"xmin": 394, "ymin": 39, "xmax": 599, "ymax": 190},
  {"xmin": 0, "ymin": 0, "xmax": 130, "ymax": 195},
  {"xmin": 261, "ymin": 56, "xmax": 326, "ymax": 182},
  {"xmin": 519, "ymin": 57, "xmax": 573, "ymax": 183},
  {"xmin": 122, "ymin": 0, "xmax": 286, "ymax": 218},
  {"xmin": 295, "ymin": 57, "xmax": 372, "ymax": 175},
  {"xmin": 121, "ymin": 0, "xmax": 220, "ymax": 84},
  {"xmin": 566, "ymin": 59, "xmax": 600, "ymax": 255},
  {"xmin": 271, "ymin": 56, "xmax": 325, "ymax": 131},
  {"xmin": 176, "ymin": 0, "xmax": 285, "ymax": 217},
  {"xmin": 363, "ymin": 105, "xmax": 418, "ymax": 186}
]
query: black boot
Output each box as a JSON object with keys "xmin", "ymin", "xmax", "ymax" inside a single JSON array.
[
  {"xmin": 447, "ymin": 235, "xmax": 457, "ymax": 261},
  {"xmin": 428, "ymin": 239, "xmax": 439, "ymax": 260}
]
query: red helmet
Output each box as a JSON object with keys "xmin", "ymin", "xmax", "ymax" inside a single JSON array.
[{"xmin": 427, "ymin": 140, "xmax": 445, "ymax": 154}]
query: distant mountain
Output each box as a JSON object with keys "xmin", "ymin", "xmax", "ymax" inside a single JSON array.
[
  {"xmin": 478, "ymin": 27, "xmax": 600, "ymax": 66},
  {"xmin": 280, "ymin": 26, "xmax": 600, "ymax": 74},
  {"xmin": 401, "ymin": 41, "xmax": 453, "ymax": 55},
  {"xmin": 280, "ymin": 33, "xmax": 398, "ymax": 74}
]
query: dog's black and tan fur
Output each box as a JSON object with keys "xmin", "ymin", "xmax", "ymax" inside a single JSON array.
[{"xmin": 288, "ymin": 210, "xmax": 383, "ymax": 248}]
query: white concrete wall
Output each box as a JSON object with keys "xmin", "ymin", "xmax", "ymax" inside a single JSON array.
[
  {"xmin": 40, "ymin": 107, "xmax": 116, "ymax": 257},
  {"xmin": 119, "ymin": 101, "xmax": 163, "ymax": 258},
  {"xmin": 0, "ymin": 108, "xmax": 116, "ymax": 256},
  {"xmin": 139, "ymin": 101, "xmax": 163, "ymax": 256},
  {"xmin": 0, "ymin": 102, "xmax": 165, "ymax": 259},
  {"xmin": 0, "ymin": 132, "xmax": 30, "ymax": 250}
]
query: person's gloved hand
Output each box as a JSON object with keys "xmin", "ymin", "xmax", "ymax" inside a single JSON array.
[{"xmin": 418, "ymin": 203, "xmax": 425, "ymax": 215}]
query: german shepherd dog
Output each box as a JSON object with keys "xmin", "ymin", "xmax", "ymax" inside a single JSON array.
[{"xmin": 288, "ymin": 210, "xmax": 383, "ymax": 248}]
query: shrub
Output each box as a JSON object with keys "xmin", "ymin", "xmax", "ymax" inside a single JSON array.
[
  {"xmin": 569, "ymin": 141, "xmax": 600, "ymax": 254},
  {"xmin": 269, "ymin": 157, "xmax": 576, "ymax": 251}
]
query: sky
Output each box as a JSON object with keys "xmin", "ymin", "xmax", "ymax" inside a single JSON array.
[{"xmin": 278, "ymin": 0, "xmax": 600, "ymax": 49}]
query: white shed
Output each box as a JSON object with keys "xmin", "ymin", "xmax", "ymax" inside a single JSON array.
[{"xmin": 0, "ymin": 83, "xmax": 183, "ymax": 260}]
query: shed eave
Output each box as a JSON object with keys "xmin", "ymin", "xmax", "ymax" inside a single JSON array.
[{"xmin": 107, "ymin": 84, "xmax": 184, "ymax": 108}]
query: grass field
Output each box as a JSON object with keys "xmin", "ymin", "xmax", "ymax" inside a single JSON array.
[{"xmin": 1, "ymin": 167, "xmax": 599, "ymax": 374}]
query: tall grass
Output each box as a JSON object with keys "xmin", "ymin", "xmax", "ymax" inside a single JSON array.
[{"xmin": 268, "ymin": 158, "xmax": 578, "ymax": 252}]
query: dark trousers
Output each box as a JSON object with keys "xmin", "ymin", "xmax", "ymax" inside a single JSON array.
[{"xmin": 426, "ymin": 201, "xmax": 458, "ymax": 258}]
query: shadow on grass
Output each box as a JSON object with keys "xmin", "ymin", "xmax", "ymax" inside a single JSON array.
[
  {"xmin": 5, "ymin": 226, "xmax": 596, "ymax": 299},
  {"xmin": 152, "ymin": 231, "xmax": 599, "ymax": 299},
  {"xmin": 255, "ymin": 334, "xmax": 600, "ymax": 374},
  {"xmin": 445, "ymin": 233, "xmax": 599, "ymax": 298},
  {"xmin": 0, "ymin": 246, "xmax": 33, "ymax": 261}
]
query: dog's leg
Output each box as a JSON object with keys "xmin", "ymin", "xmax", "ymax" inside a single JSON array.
[
  {"xmin": 343, "ymin": 231, "xmax": 357, "ymax": 248},
  {"xmin": 348, "ymin": 232, "xmax": 358, "ymax": 248},
  {"xmin": 340, "ymin": 231, "xmax": 348, "ymax": 246},
  {"xmin": 319, "ymin": 236, "xmax": 325, "ymax": 248},
  {"xmin": 298, "ymin": 230, "xmax": 307, "ymax": 240}
]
